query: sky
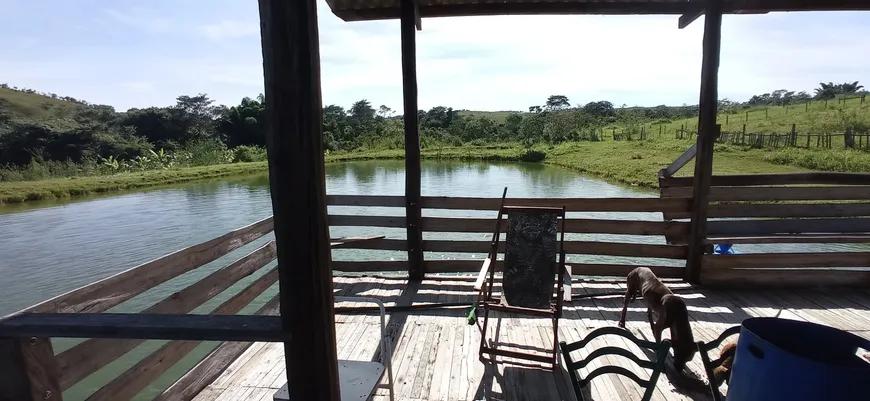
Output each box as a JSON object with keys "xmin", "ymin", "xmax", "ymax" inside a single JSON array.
[{"xmin": 1, "ymin": 0, "xmax": 868, "ymax": 113}]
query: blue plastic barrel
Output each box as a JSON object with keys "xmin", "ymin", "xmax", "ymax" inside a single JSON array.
[{"xmin": 727, "ymin": 317, "xmax": 870, "ymax": 401}]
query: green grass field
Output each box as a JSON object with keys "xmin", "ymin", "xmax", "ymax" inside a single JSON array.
[
  {"xmin": 640, "ymin": 96, "xmax": 869, "ymax": 138},
  {"xmin": 7, "ymin": 138, "xmax": 855, "ymax": 204}
]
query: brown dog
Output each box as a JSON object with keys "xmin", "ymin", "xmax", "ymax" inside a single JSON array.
[
  {"xmin": 712, "ymin": 340, "xmax": 737, "ymax": 387},
  {"xmin": 618, "ymin": 267, "xmax": 696, "ymax": 370}
]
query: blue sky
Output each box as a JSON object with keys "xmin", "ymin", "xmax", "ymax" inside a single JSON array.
[{"xmin": 1, "ymin": 1, "xmax": 867, "ymax": 113}]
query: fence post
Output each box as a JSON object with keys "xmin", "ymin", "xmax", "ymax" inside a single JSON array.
[
  {"xmin": 806, "ymin": 133, "xmax": 810, "ymax": 148},
  {"xmin": 741, "ymin": 124, "xmax": 746, "ymax": 145},
  {"xmin": 765, "ymin": 108, "xmax": 768, "ymax": 119},
  {"xmin": 725, "ymin": 115, "xmax": 729, "ymax": 125},
  {"xmin": 791, "ymin": 124, "xmax": 797, "ymax": 147},
  {"xmin": 745, "ymin": 111, "xmax": 748, "ymax": 121},
  {"xmin": 805, "ymin": 102, "xmax": 809, "ymax": 112},
  {"xmin": 0, "ymin": 337, "xmax": 63, "ymax": 401}
]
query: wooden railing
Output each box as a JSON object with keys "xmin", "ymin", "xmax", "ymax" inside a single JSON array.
[
  {"xmin": 0, "ymin": 194, "xmax": 694, "ymax": 401},
  {"xmin": 659, "ymin": 172, "xmax": 870, "ymax": 287},
  {"xmin": 328, "ymin": 194, "xmax": 691, "ymax": 278},
  {"xmin": 1, "ymin": 216, "xmax": 279, "ymax": 401}
]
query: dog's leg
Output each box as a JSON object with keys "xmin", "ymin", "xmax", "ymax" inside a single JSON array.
[
  {"xmin": 647, "ymin": 308, "xmax": 656, "ymax": 340},
  {"xmin": 618, "ymin": 285, "xmax": 633, "ymax": 328},
  {"xmin": 652, "ymin": 307, "xmax": 668, "ymax": 343}
]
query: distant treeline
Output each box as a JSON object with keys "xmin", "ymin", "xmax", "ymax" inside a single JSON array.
[{"xmin": 0, "ymin": 80, "xmax": 866, "ymax": 167}]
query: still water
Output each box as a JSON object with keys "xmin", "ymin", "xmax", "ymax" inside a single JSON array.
[{"xmin": 0, "ymin": 160, "xmax": 862, "ymax": 400}]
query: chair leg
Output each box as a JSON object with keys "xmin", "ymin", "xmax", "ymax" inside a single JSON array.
[
  {"xmin": 479, "ymin": 305, "xmax": 492, "ymax": 362},
  {"xmin": 552, "ymin": 316, "xmax": 560, "ymax": 368}
]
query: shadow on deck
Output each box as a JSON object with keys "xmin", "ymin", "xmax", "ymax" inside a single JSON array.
[{"xmin": 193, "ymin": 275, "xmax": 870, "ymax": 401}]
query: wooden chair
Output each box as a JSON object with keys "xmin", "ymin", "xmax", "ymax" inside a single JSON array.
[
  {"xmin": 560, "ymin": 327, "xmax": 671, "ymax": 401},
  {"xmin": 474, "ymin": 188, "xmax": 568, "ymax": 368},
  {"xmin": 696, "ymin": 325, "xmax": 741, "ymax": 401}
]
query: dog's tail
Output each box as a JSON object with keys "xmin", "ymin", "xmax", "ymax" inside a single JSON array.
[{"xmin": 712, "ymin": 341, "xmax": 738, "ymax": 387}]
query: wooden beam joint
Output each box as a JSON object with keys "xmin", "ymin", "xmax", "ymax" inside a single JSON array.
[
  {"xmin": 678, "ymin": 7, "xmax": 704, "ymax": 29},
  {"xmin": 0, "ymin": 337, "xmax": 62, "ymax": 401}
]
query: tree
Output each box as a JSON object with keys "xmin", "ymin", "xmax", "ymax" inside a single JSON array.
[
  {"xmin": 840, "ymin": 81, "xmax": 864, "ymax": 94},
  {"xmin": 348, "ymin": 99, "xmax": 376, "ymax": 137},
  {"xmin": 528, "ymin": 105, "xmax": 542, "ymax": 114},
  {"xmin": 582, "ymin": 101, "xmax": 615, "ymax": 118},
  {"xmin": 545, "ymin": 95, "xmax": 570, "ymax": 111},
  {"xmin": 814, "ymin": 82, "xmax": 838, "ymax": 100},
  {"xmin": 377, "ymin": 105, "xmax": 393, "ymax": 119},
  {"xmin": 322, "ymin": 104, "xmax": 349, "ymax": 148},
  {"xmin": 421, "ymin": 106, "xmax": 456, "ymax": 129},
  {"xmin": 519, "ymin": 113, "xmax": 546, "ymax": 148},
  {"xmin": 504, "ymin": 114, "xmax": 523, "ymax": 139},
  {"xmin": 216, "ymin": 96, "xmax": 266, "ymax": 147}
]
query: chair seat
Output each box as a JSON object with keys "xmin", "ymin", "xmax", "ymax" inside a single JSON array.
[
  {"xmin": 487, "ymin": 299, "xmax": 556, "ymax": 317},
  {"xmin": 274, "ymin": 360, "xmax": 385, "ymax": 401}
]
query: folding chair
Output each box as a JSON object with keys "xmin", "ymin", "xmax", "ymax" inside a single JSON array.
[
  {"xmin": 474, "ymin": 187, "xmax": 568, "ymax": 369},
  {"xmin": 560, "ymin": 327, "xmax": 671, "ymax": 401},
  {"xmin": 696, "ymin": 325, "xmax": 741, "ymax": 401},
  {"xmin": 274, "ymin": 296, "xmax": 395, "ymax": 401}
]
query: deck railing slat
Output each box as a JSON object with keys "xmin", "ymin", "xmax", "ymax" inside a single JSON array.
[
  {"xmin": 85, "ymin": 267, "xmax": 280, "ymax": 401},
  {"xmin": 55, "ymin": 241, "xmax": 277, "ymax": 390},
  {"xmin": 419, "ymin": 196, "xmax": 692, "ymax": 212},
  {"xmin": 153, "ymin": 297, "xmax": 281, "ymax": 401},
  {"xmin": 0, "ymin": 313, "xmax": 283, "ymax": 342},
  {"xmin": 667, "ymin": 202, "xmax": 870, "ymax": 219},
  {"xmin": 703, "ymin": 252, "xmax": 870, "ymax": 269},
  {"xmin": 15, "ymin": 216, "xmax": 274, "ymax": 316},
  {"xmin": 662, "ymin": 185, "xmax": 870, "ymax": 201},
  {"xmin": 659, "ymin": 172, "xmax": 870, "ymax": 188}
]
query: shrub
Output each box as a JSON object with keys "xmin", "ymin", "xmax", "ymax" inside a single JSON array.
[{"xmin": 232, "ymin": 145, "xmax": 268, "ymax": 163}]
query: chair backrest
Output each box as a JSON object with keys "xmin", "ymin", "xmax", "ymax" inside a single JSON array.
[
  {"xmin": 501, "ymin": 208, "xmax": 561, "ymax": 309},
  {"xmin": 696, "ymin": 325, "xmax": 741, "ymax": 401},
  {"xmin": 560, "ymin": 327, "xmax": 671, "ymax": 401}
]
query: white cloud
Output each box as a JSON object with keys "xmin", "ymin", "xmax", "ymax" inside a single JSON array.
[
  {"xmin": 198, "ymin": 20, "xmax": 260, "ymax": 41},
  {"xmin": 119, "ymin": 81, "xmax": 155, "ymax": 92},
  {"xmin": 101, "ymin": 8, "xmax": 172, "ymax": 35},
  {"xmin": 2, "ymin": 0, "xmax": 868, "ymax": 114}
]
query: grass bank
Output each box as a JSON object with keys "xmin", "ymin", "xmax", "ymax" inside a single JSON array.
[
  {"xmin": 0, "ymin": 162, "xmax": 267, "ymax": 204},
  {"xmin": 5, "ymin": 139, "xmax": 870, "ymax": 205},
  {"xmin": 0, "ymin": 145, "xmax": 542, "ymax": 204}
]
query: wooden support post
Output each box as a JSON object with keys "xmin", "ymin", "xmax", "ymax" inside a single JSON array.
[
  {"xmin": 686, "ymin": 0, "xmax": 723, "ymax": 285},
  {"xmin": 0, "ymin": 337, "xmax": 62, "ymax": 401},
  {"xmin": 402, "ymin": 0, "xmax": 424, "ymax": 281},
  {"xmin": 257, "ymin": 1, "xmax": 340, "ymax": 400}
]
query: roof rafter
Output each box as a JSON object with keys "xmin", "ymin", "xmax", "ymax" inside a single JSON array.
[{"xmin": 325, "ymin": 0, "xmax": 870, "ymax": 23}]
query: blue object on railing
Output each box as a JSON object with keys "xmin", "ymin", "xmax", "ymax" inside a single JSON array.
[
  {"xmin": 713, "ymin": 244, "xmax": 739, "ymax": 254},
  {"xmin": 727, "ymin": 317, "xmax": 870, "ymax": 401}
]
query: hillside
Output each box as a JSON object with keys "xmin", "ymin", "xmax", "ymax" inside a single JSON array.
[
  {"xmin": 651, "ymin": 95, "xmax": 869, "ymax": 137},
  {"xmin": 0, "ymin": 87, "xmax": 95, "ymax": 130}
]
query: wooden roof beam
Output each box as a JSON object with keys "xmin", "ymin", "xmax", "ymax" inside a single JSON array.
[
  {"xmin": 728, "ymin": 0, "xmax": 870, "ymax": 12},
  {"xmin": 678, "ymin": 6, "xmax": 705, "ymax": 29},
  {"xmin": 413, "ymin": 0, "xmax": 422, "ymax": 30}
]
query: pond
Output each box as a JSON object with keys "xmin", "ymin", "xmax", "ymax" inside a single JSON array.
[{"xmin": 0, "ymin": 160, "xmax": 862, "ymax": 400}]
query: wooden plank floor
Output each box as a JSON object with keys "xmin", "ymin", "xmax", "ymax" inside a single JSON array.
[{"xmin": 192, "ymin": 275, "xmax": 870, "ymax": 401}]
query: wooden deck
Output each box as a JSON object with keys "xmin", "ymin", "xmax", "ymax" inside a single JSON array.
[{"xmin": 192, "ymin": 275, "xmax": 870, "ymax": 401}]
